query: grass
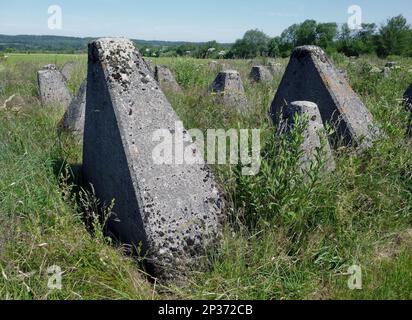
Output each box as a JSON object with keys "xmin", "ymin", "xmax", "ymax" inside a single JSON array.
[{"xmin": 0, "ymin": 52, "xmax": 411, "ymax": 300}]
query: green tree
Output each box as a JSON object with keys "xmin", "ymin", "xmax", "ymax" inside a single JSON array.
[
  {"xmin": 337, "ymin": 23, "xmax": 378, "ymax": 56},
  {"xmin": 316, "ymin": 23, "xmax": 338, "ymax": 49},
  {"xmin": 279, "ymin": 24, "xmax": 299, "ymax": 56},
  {"xmin": 268, "ymin": 37, "xmax": 281, "ymax": 57},
  {"xmin": 229, "ymin": 29, "xmax": 270, "ymax": 58},
  {"xmin": 295, "ymin": 20, "xmax": 318, "ymax": 46},
  {"xmin": 377, "ymin": 15, "xmax": 411, "ymax": 57},
  {"xmin": 278, "ymin": 20, "xmax": 337, "ymax": 57}
]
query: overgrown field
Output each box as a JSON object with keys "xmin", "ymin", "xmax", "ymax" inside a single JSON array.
[{"xmin": 0, "ymin": 52, "xmax": 411, "ymax": 300}]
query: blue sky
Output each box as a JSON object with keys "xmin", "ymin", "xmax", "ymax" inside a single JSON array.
[{"xmin": 0, "ymin": 0, "xmax": 411, "ymax": 42}]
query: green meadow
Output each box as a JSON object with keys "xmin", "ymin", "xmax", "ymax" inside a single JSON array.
[{"xmin": 0, "ymin": 52, "xmax": 411, "ymax": 300}]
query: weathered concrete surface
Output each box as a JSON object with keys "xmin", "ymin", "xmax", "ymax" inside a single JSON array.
[
  {"xmin": 270, "ymin": 46, "xmax": 379, "ymax": 149},
  {"xmin": 278, "ymin": 101, "xmax": 336, "ymax": 173},
  {"xmin": 61, "ymin": 61, "xmax": 76, "ymax": 81},
  {"xmin": 404, "ymin": 83, "xmax": 412, "ymax": 137},
  {"xmin": 83, "ymin": 38, "xmax": 224, "ymax": 279},
  {"xmin": 154, "ymin": 65, "xmax": 182, "ymax": 92},
  {"xmin": 37, "ymin": 65, "xmax": 72, "ymax": 107},
  {"xmin": 62, "ymin": 79, "xmax": 86, "ymax": 140},
  {"xmin": 250, "ymin": 66, "xmax": 273, "ymax": 83},
  {"xmin": 210, "ymin": 70, "xmax": 248, "ymax": 110}
]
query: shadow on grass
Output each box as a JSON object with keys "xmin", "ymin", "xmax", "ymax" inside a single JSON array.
[{"xmin": 51, "ymin": 156, "xmax": 156, "ymax": 282}]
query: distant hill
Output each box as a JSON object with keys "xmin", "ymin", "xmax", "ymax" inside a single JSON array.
[{"xmin": 0, "ymin": 34, "xmax": 231, "ymax": 53}]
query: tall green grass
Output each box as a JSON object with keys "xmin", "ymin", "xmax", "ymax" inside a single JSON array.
[{"xmin": 0, "ymin": 52, "xmax": 411, "ymax": 300}]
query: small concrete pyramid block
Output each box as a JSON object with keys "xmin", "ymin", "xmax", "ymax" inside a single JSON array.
[
  {"xmin": 278, "ymin": 101, "xmax": 336, "ymax": 173},
  {"xmin": 37, "ymin": 64, "xmax": 72, "ymax": 107},
  {"xmin": 268, "ymin": 61, "xmax": 284, "ymax": 75},
  {"xmin": 154, "ymin": 65, "xmax": 182, "ymax": 92},
  {"xmin": 210, "ymin": 70, "xmax": 248, "ymax": 110},
  {"xmin": 250, "ymin": 66, "xmax": 273, "ymax": 83}
]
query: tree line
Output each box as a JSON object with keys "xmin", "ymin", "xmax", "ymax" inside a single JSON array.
[
  {"xmin": 148, "ymin": 15, "xmax": 411, "ymax": 59},
  {"xmin": 1, "ymin": 15, "xmax": 411, "ymax": 58},
  {"xmin": 228, "ymin": 15, "xmax": 412, "ymax": 59}
]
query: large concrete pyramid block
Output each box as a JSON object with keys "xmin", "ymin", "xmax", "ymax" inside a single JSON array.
[
  {"xmin": 37, "ymin": 64, "xmax": 72, "ymax": 107},
  {"xmin": 278, "ymin": 101, "xmax": 336, "ymax": 173},
  {"xmin": 62, "ymin": 79, "xmax": 87, "ymax": 140},
  {"xmin": 270, "ymin": 46, "xmax": 379, "ymax": 149},
  {"xmin": 83, "ymin": 38, "xmax": 224, "ymax": 278},
  {"xmin": 210, "ymin": 70, "xmax": 248, "ymax": 110}
]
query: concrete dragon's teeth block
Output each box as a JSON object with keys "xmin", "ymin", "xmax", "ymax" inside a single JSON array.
[
  {"xmin": 154, "ymin": 65, "xmax": 182, "ymax": 92},
  {"xmin": 278, "ymin": 101, "xmax": 336, "ymax": 173},
  {"xmin": 270, "ymin": 45, "xmax": 380, "ymax": 150},
  {"xmin": 209, "ymin": 70, "xmax": 248, "ymax": 110},
  {"xmin": 83, "ymin": 38, "xmax": 224, "ymax": 279},
  {"xmin": 250, "ymin": 65, "xmax": 273, "ymax": 83}
]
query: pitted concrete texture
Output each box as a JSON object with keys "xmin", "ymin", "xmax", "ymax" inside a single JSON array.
[
  {"xmin": 210, "ymin": 70, "xmax": 248, "ymax": 110},
  {"xmin": 279, "ymin": 101, "xmax": 336, "ymax": 173},
  {"xmin": 154, "ymin": 65, "xmax": 182, "ymax": 92},
  {"xmin": 250, "ymin": 66, "xmax": 273, "ymax": 83},
  {"xmin": 37, "ymin": 65, "xmax": 72, "ymax": 107},
  {"xmin": 270, "ymin": 46, "xmax": 379, "ymax": 149},
  {"xmin": 83, "ymin": 38, "xmax": 224, "ymax": 279},
  {"xmin": 62, "ymin": 79, "xmax": 86, "ymax": 140},
  {"xmin": 61, "ymin": 61, "xmax": 76, "ymax": 82}
]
